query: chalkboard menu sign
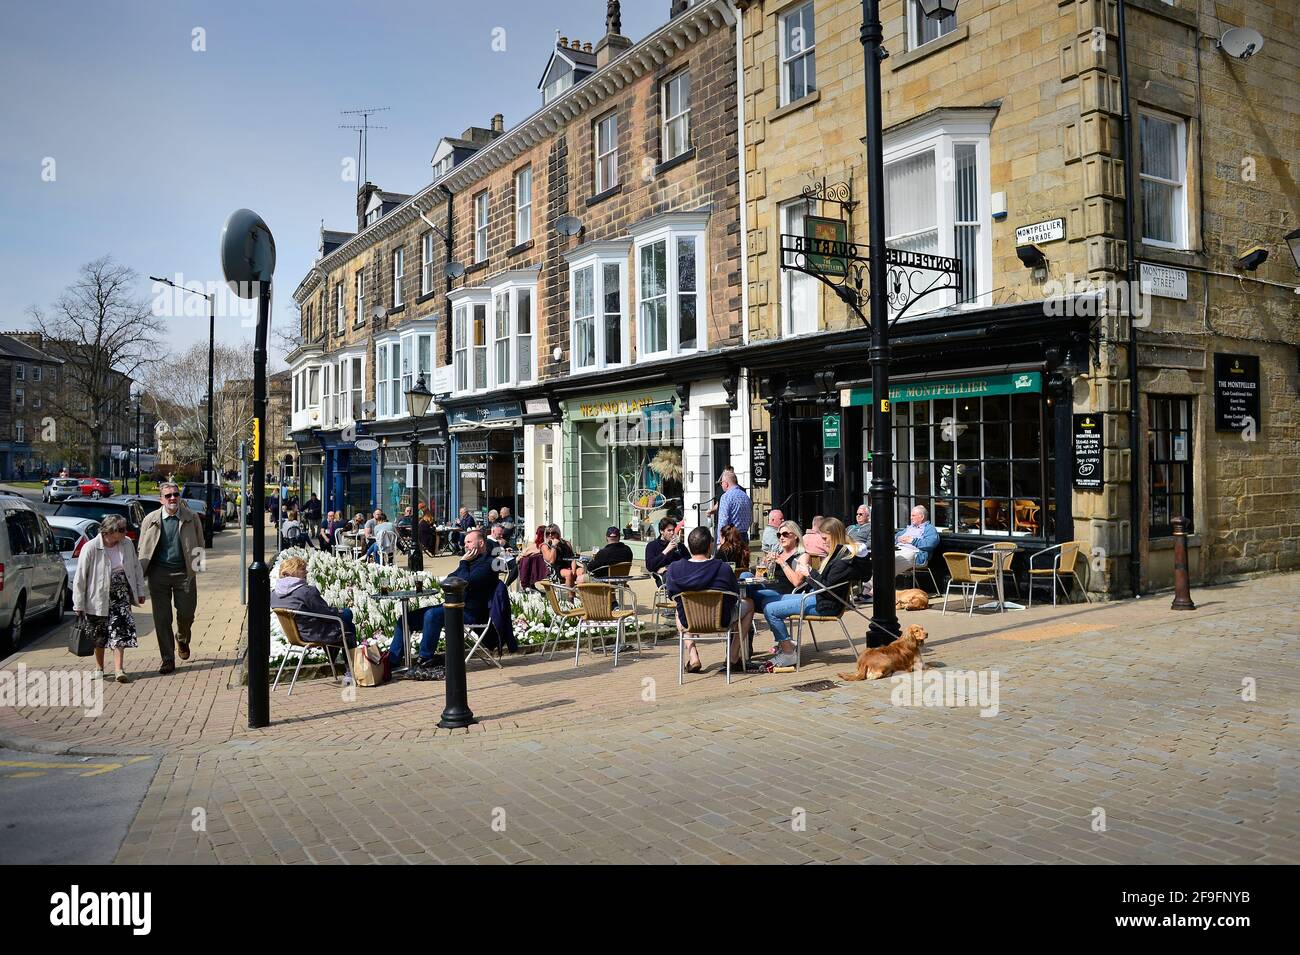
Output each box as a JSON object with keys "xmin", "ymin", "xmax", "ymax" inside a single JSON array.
[
  {"xmin": 1072, "ymin": 413, "xmax": 1103, "ymax": 491},
  {"xmin": 751, "ymin": 431, "xmax": 770, "ymax": 487},
  {"xmin": 1213, "ymin": 353, "xmax": 1261, "ymax": 432}
]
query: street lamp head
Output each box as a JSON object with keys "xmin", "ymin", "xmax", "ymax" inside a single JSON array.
[
  {"xmin": 220, "ymin": 208, "xmax": 276, "ymax": 296},
  {"xmin": 1285, "ymin": 227, "xmax": 1300, "ymax": 271},
  {"xmin": 918, "ymin": 0, "xmax": 959, "ymax": 20},
  {"xmin": 405, "ymin": 373, "xmax": 434, "ymax": 419}
]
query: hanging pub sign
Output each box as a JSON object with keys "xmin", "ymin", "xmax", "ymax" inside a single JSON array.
[
  {"xmin": 1213, "ymin": 353, "xmax": 1261, "ymax": 433},
  {"xmin": 751, "ymin": 431, "xmax": 770, "ymax": 487},
  {"xmin": 1072, "ymin": 413, "xmax": 1104, "ymax": 491},
  {"xmin": 804, "ymin": 215, "xmax": 849, "ymax": 276}
]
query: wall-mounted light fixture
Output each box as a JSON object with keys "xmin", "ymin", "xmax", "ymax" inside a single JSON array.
[
  {"xmin": 1284, "ymin": 228, "xmax": 1300, "ymax": 271},
  {"xmin": 1016, "ymin": 244, "xmax": 1047, "ymax": 269},
  {"xmin": 1234, "ymin": 247, "xmax": 1269, "ymax": 272}
]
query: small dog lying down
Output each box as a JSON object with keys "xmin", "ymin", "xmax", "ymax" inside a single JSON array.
[
  {"xmin": 895, "ymin": 588, "xmax": 929, "ymax": 610},
  {"xmin": 838, "ymin": 624, "xmax": 927, "ymax": 681}
]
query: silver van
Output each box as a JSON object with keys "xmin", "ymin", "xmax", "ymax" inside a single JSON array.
[{"xmin": 0, "ymin": 494, "xmax": 68, "ymax": 654}]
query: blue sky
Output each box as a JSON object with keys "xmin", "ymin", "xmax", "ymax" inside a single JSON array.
[{"xmin": 0, "ymin": 0, "xmax": 664, "ymax": 363}]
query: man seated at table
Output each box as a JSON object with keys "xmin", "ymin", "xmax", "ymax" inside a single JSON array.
[
  {"xmin": 846, "ymin": 503, "xmax": 872, "ymax": 549},
  {"xmin": 761, "ymin": 508, "xmax": 784, "ymax": 552},
  {"xmin": 645, "ymin": 517, "xmax": 688, "ymax": 584},
  {"xmin": 863, "ymin": 505, "xmax": 940, "ymax": 596},
  {"xmin": 271, "ymin": 556, "xmax": 356, "ymax": 667},
  {"xmin": 364, "ymin": 512, "xmax": 397, "ymax": 562},
  {"xmin": 391, "ymin": 528, "xmax": 498, "ymax": 671},
  {"xmin": 487, "ymin": 523, "xmax": 519, "ymax": 587},
  {"xmin": 664, "ymin": 527, "xmax": 741, "ymax": 673},
  {"xmin": 451, "ymin": 506, "xmax": 475, "ymax": 554},
  {"xmin": 582, "ymin": 526, "xmax": 634, "ymax": 580}
]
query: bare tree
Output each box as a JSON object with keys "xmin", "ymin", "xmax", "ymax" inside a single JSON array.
[
  {"xmin": 27, "ymin": 256, "xmax": 163, "ymax": 470},
  {"xmin": 144, "ymin": 341, "xmax": 255, "ymax": 474}
]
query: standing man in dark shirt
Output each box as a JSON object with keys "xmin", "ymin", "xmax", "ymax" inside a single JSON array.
[
  {"xmin": 644, "ymin": 516, "xmax": 688, "ymax": 583},
  {"xmin": 137, "ymin": 481, "xmax": 204, "ymax": 675},
  {"xmin": 302, "ymin": 492, "xmax": 323, "ymax": 546},
  {"xmin": 664, "ymin": 527, "xmax": 741, "ymax": 673}
]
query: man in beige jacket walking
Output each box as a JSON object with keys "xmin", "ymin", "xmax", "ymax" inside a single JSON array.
[{"xmin": 137, "ymin": 481, "xmax": 205, "ymax": 674}]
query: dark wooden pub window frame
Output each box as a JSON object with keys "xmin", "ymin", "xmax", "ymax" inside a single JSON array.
[{"xmin": 1148, "ymin": 394, "xmax": 1194, "ymax": 536}]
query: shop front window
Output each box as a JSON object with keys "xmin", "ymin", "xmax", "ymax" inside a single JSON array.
[{"xmin": 865, "ymin": 392, "xmax": 1051, "ymax": 538}]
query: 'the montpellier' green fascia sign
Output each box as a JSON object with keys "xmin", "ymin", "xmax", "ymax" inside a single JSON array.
[{"xmin": 847, "ymin": 371, "xmax": 1042, "ymax": 407}]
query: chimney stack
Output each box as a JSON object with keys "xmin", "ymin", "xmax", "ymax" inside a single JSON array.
[
  {"xmin": 491, "ymin": 113, "xmax": 504, "ymax": 133},
  {"xmin": 596, "ymin": 0, "xmax": 632, "ymax": 68}
]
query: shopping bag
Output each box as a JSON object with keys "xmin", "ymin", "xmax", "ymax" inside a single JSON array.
[{"xmin": 351, "ymin": 642, "xmax": 390, "ymax": 687}]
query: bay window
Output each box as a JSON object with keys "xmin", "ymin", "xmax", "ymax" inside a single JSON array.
[
  {"xmin": 882, "ymin": 110, "xmax": 993, "ymax": 315},
  {"xmin": 567, "ymin": 245, "xmax": 628, "ymax": 372},
  {"xmin": 487, "ymin": 277, "xmax": 537, "ymax": 388},
  {"xmin": 376, "ymin": 343, "xmax": 391, "ymax": 417},
  {"xmin": 635, "ymin": 216, "xmax": 706, "ymax": 360},
  {"xmin": 451, "ymin": 292, "xmax": 492, "ymax": 394}
]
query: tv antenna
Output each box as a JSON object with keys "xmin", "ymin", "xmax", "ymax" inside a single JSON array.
[{"xmin": 339, "ymin": 106, "xmax": 390, "ymax": 185}]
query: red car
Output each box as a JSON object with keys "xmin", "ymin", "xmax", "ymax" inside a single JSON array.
[{"xmin": 78, "ymin": 478, "xmax": 114, "ymax": 499}]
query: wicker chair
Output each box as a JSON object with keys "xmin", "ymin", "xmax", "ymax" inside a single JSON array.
[
  {"xmin": 672, "ymin": 589, "xmax": 742, "ymax": 685},
  {"xmin": 575, "ymin": 582, "xmax": 640, "ymax": 667},
  {"xmin": 1028, "ymin": 542, "xmax": 1092, "ymax": 607},
  {"xmin": 941, "ymin": 552, "xmax": 999, "ymax": 616},
  {"xmin": 272, "ymin": 608, "xmax": 354, "ymax": 696},
  {"xmin": 536, "ymin": 580, "xmax": 586, "ymax": 661}
]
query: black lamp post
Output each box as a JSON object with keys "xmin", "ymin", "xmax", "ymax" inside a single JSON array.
[
  {"xmin": 403, "ymin": 373, "xmax": 434, "ymax": 572},
  {"xmin": 150, "ymin": 274, "xmax": 217, "ymax": 548},
  {"xmin": 859, "ymin": 0, "xmax": 957, "ymax": 647}
]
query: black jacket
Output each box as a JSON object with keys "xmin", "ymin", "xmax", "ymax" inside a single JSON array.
[
  {"xmin": 645, "ymin": 537, "xmax": 688, "ymax": 579},
  {"xmin": 810, "ymin": 545, "xmax": 857, "ymax": 616},
  {"xmin": 589, "ymin": 541, "xmax": 634, "ymax": 576},
  {"xmin": 448, "ymin": 551, "xmax": 500, "ymax": 620}
]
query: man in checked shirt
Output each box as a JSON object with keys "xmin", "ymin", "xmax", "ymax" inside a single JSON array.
[{"xmin": 713, "ymin": 467, "xmax": 753, "ymax": 545}]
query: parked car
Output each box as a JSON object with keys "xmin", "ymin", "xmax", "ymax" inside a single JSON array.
[
  {"xmin": 78, "ymin": 478, "xmax": 114, "ymax": 499},
  {"xmin": 109, "ymin": 493, "xmax": 162, "ymax": 518},
  {"xmin": 180, "ymin": 483, "xmax": 224, "ymax": 531},
  {"xmin": 0, "ymin": 494, "xmax": 68, "ymax": 654},
  {"xmin": 52, "ymin": 497, "xmax": 145, "ymax": 542},
  {"xmin": 42, "ymin": 477, "xmax": 82, "ymax": 504},
  {"xmin": 47, "ymin": 516, "xmax": 100, "ymax": 609}
]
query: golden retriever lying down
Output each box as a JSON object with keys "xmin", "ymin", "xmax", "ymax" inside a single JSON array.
[
  {"xmin": 838, "ymin": 624, "xmax": 927, "ymax": 681},
  {"xmin": 895, "ymin": 588, "xmax": 929, "ymax": 610}
]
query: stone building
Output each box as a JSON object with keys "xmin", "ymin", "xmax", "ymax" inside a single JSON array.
[
  {"xmin": 0, "ymin": 334, "xmax": 64, "ymax": 479},
  {"xmin": 735, "ymin": 0, "xmax": 1298, "ymax": 594}
]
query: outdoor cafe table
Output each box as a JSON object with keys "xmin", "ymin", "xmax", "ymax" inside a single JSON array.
[
  {"xmin": 373, "ymin": 588, "xmax": 434, "ymax": 672},
  {"xmin": 971, "ymin": 543, "xmax": 1023, "ymax": 613}
]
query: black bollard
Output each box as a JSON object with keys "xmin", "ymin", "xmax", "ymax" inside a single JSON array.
[
  {"xmin": 1170, "ymin": 515, "xmax": 1196, "ymax": 611},
  {"xmin": 438, "ymin": 577, "xmax": 477, "ymax": 728}
]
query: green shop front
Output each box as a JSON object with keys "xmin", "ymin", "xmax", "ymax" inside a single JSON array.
[
  {"xmin": 560, "ymin": 386, "xmax": 683, "ymax": 554},
  {"xmin": 841, "ymin": 369, "xmax": 1059, "ymax": 541}
]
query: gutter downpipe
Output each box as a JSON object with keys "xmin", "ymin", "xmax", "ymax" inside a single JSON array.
[
  {"xmin": 1117, "ymin": 0, "xmax": 1141, "ymax": 597},
  {"xmin": 732, "ymin": 0, "xmax": 754, "ymax": 515}
]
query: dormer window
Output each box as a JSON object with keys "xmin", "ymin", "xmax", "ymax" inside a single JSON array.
[
  {"xmin": 365, "ymin": 207, "xmax": 382, "ymax": 226},
  {"xmin": 543, "ymin": 69, "xmax": 574, "ymax": 105}
]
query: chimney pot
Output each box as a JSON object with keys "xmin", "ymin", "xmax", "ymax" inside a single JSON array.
[
  {"xmin": 559, "ymin": 35, "xmax": 567, "ymax": 47},
  {"xmin": 583, "ymin": 41, "xmax": 593, "ymax": 53},
  {"xmin": 491, "ymin": 113, "xmax": 504, "ymax": 133}
]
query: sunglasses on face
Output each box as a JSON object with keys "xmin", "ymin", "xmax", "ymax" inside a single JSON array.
[
  {"xmin": 778, "ymin": 531, "xmax": 794, "ymax": 538},
  {"xmin": 163, "ymin": 493, "xmax": 179, "ymax": 499}
]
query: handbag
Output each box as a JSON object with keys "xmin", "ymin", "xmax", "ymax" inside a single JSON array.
[
  {"xmin": 68, "ymin": 618, "xmax": 96, "ymax": 657},
  {"xmin": 350, "ymin": 642, "xmax": 390, "ymax": 687}
]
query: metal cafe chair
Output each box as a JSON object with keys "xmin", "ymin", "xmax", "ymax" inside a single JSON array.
[
  {"xmin": 463, "ymin": 620, "xmax": 504, "ymax": 669},
  {"xmin": 574, "ymin": 582, "xmax": 640, "ymax": 667},
  {"xmin": 941, "ymin": 552, "xmax": 999, "ymax": 616},
  {"xmin": 272, "ymin": 608, "xmax": 354, "ymax": 696},
  {"xmin": 790, "ymin": 581, "xmax": 861, "ymax": 671},
  {"xmin": 673, "ymin": 589, "xmax": 743, "ymax": 685},
  {"xmin": 536, "ymin": 580, "xmax": 586, "ymax": 661},
  {"xmin": 1028, "ymin": 542, "xmax": 1093, "ymax": 607}
]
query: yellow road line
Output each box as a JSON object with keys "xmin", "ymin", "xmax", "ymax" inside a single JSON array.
[{"xmin": 0, "ymin": 757, "xmax": 149, "ymax": 778}]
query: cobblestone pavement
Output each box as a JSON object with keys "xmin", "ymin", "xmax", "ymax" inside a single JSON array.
[{"xmin": 1, "ymin": 523, "xmax": 1295, "ymax": 863}]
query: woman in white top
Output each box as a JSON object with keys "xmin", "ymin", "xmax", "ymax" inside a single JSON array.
[{"xmin": 72, "ymin": 514, "xmax": 148, "ymax": 683}]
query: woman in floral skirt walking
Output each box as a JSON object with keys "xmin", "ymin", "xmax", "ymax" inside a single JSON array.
[{"xmin": 73, "ymin": 514, "xmax": 148, "ymax": 683}]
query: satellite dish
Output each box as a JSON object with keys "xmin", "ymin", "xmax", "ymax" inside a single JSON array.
[
  {"xmin": 554, "ymin": 215, "xmax": 583, "ymax": 237},
  {"xmin": 355, "ymin": 438, "xmax": 380, "ymax": 452},
  {"xmin": 1217, "ymin": 27, "xmax": 1264, "ymax": 60},
  {"xmin": 220, "ymin": 208, "xmax": 276, "ymax": 297},
  {"xmin": 361, "ymin": 400, "xmax": 376, "ymax": 416}
]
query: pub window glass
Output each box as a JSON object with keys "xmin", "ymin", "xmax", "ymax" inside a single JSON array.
[{"xmin": 1148, "ymin": 395, "xmax": 1193, "ymax": 535}]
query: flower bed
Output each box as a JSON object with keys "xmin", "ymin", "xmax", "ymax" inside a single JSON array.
[{"xmin": 268, "ymin": 548, "xmax": 642, "ymax": 666}]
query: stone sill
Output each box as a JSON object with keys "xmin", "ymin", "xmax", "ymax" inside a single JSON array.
[
  {"xmin": 464, "ymin": 259, "xmax": 490, "ymax": 275},
  {"xmin": 586, "ymin": 184, "xmax": 623, "ymax": 208},
  {"xmin": 654, "ymin": 148, "xmax": 696, "ymax": 178},
  {"xmin": 415, "ymin": 291, "xmax": 437, "ymax": 305},
  {"xmin": 889, "ymin": 26, "xmax": 969, "ymax": 72},
  {"xmin": 507, "ymin": 240, "xmax": 535, "ymax": 257},
  {"xmin": 1136, "ymin": 245, "xmax": 1207, "ymax": 271},
  {"xmin": 768, "ymin": 90, "xmax": 820, "ymax": 124}
]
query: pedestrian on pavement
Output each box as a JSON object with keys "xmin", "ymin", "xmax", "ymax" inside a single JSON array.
[
  {"xmin": 73, "ymin": 514, "xmax": 148, "ymax": 684},
  {"xmin": 303, "ymin": 492, "xmax": 322, "ymax": 542},
  {"xmin": 137, "ymin": 481, "xmax": 204, "ymax": 675},
  {"xmin": 715, "ymin": 468, "xmax": 753, "ymax": 544}
]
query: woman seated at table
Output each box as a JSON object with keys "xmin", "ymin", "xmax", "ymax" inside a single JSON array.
[
  {"xmin": 717, "ymin": 523, "xmax": 750, "ymax": 572},
  {"xmin": 762, "ymin": 518, "xmax": 855, "ymax": 666},
  {"xmin": 271, "ymin": 555, "xmax": 356, "ymax": 666},
  {"xmin": 738, "ymin": 520, "xmax": 807, "ymax": 641},
  {"xmin": 541, "ymin": 524, "xmax": 577, "ymax": 586},
  {"xmin": 418, "ymin": 509, "xmax": 438, "ymax": 556}
]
